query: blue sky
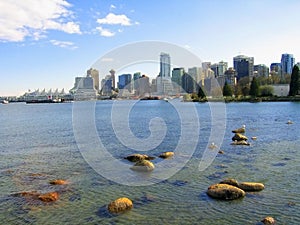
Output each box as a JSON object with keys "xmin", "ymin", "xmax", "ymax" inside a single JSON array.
[{"xmin": 1, "ymin": 0, "xmax": 300, "ymax": 96}]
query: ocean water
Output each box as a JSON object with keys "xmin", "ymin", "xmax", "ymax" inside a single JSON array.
[{"xmin": 0, "ymin": 101, "xmax": 299, "ymax": 225}]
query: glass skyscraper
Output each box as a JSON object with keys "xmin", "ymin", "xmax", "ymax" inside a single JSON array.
[{"xmin": 281, "ymin": 53, "xmax": 295, "ymax": 75}]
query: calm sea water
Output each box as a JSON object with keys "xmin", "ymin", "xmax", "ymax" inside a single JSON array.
[{"xmin": 0, "ymin": 101, "xmax": 299, "ymax": 225}]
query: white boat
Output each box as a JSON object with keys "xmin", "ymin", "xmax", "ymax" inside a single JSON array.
[{"xmin": 2, "ymin": 100, "xmax": 9, "ymax": 104}]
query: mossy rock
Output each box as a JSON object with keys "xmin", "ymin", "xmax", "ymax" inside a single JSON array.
[
  {"xmin": 107, "ymin": 197, "xmax": 133, "ymax": 214},
  {"xmin": 238, "ymin": 182, "xmax": 265, "ymax": 192},
  {"xmin": 49, "ymin": 179, "xmax": 69, "ymax": 185},
  {"xmin": 38, "ymin": 192, "xmax": 59, "ymax": 202},
  {"xmin": 207, "ymin": 183, "xmax": 245, "ymax": 200},
  {"xmin": 130, "ymin": 160, "xmax": 155, "ymax": 172}
]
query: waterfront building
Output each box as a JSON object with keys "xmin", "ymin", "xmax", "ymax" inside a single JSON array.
[
  {"xmin": 181, "ymin": 73, "xmax": 198, "ymax": 94},
  {"xmin": 281, "ymin": 53, "xmax": 295, "ymax": 75},
  {"xmin": 233, "ymin": 55, "xmax": 254, "ymax": 80},
  {"xmin": 118, "ymin": 74, "xmax": 132, "ymax": 92},
  {"xmin": 109, "ymin": 69, "xmax": 116, "ymax": 89},
  {"xmin": 133, "ymin": 72, "xmax": 142, "ymax": 93},
  {"xmin": 101, "ymin": 75, "xmax": 113, "ymax": 96},
  {"xmin": 254, "ymin": 64, "xmax": 269, "ymax": 77},
  {"xmin": 157, "ymin": 52, "xmax": 173, "ymax": 95},
  {"xmin": 188, "ymin": 67, "xmax": 202, "ymax": 83},
  {"xmin": 87, "ymin": 68, "xmax": 99, "ymax": 92},
  {"xmin": 71, "ymin": 75, "xmax": 97, "ymax": 100},
  {"xmin": 224, "ymin": 67, "xmax": 237, "ymax": 86},
  {"xmin": 172, "ymin": 68, "xmax": 185, "ymax": 93},
  {"xmin": 136, "ymin": 75, "xmax": 151, "ymax": 97},
  {"xmin": 210, "ymin": 61, "xmax": 228, "ymax": 77}
]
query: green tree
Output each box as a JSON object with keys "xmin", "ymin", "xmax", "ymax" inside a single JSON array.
[
  {"xmin": 260, "ymin": 85, "xmax": 274, "ymax": 97},
  {"xmin": 197, "ymin": 86, "xmax": 206, "ymax": 99},
  {"xmin": 288, "ymin": 65, "xmax": 300, "ymax": 96},
  {"xmin": 249, "ymin": 77, "xmax": 260, "ymax": 97},
  {"xmin": 223, "ymin": 81, "xmax": 233, "ymax": 97}
]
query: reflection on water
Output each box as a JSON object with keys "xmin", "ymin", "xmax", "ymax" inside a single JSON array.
[{"xmin": 0, "ymin": 101, "xmax": 299, "ymax": 224}]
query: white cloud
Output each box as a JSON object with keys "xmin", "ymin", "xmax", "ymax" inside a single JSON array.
[
  {"xmin": 110, "ymin": 4, "xmax": 116, "ymax": 10},
  {"xmin": 0, "ymin": 0, "xmax": 81, "ymax": 42},
  {"xmin": 96, "ymin": 13, "xmax": 132, "ymax": 26},
  {"xmin": 96, "ymin": 27, "xmax": 115, "ymax": 37},
  {"xmin": 50, "ymin": 40, "xmax": 78, "ymax": 49}
]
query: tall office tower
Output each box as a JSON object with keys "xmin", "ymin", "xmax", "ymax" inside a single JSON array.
[
  {"xmin": 281, "ymin": 53, "xmax": 295, "ymax": 75},
  {"xmin": 87, "ymin": 68, "xmax": 99, "ymax": 92},
  {"xmin": 157, "ymin": 52, "xmax": 173, "ymax": 95},
  {"xmin": 160, "ymin": 53, "xmax": 171, "ymax": 78},
  {"xmin": 133, "ymin": 72, "xmax": 142, "ymax": 92},
  {"xmin": 101, "ymin": 75, "xmax": 113, "ymax": 96},
  {"xmin": 188, "ymin": 67, "xmax": 202, "ymax": 83},
  {"xmin": 109, "ymin": 69, "xmax": 116, "ymax": 89},
  {"xmin": 254, "ymin": 64, "xmax": 269, "ymax": 77},
  {"xmin": 233, "ymin": 55, "xmax": 254, "ymax": 80},
  {"xmin": 210, "ymin": 61, "xmax": 228, "ymax": 77},
  {"xmin": 118, "ymin": 74, "xmax": 132, "ymax": 92},
  {"xmin": 172, "ymin": 68, "xmax": 184, "ymax": 86}
]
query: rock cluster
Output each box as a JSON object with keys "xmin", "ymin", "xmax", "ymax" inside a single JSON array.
[{"xmin": 231, "ymin": 125, "xmax": 250, "ymax": 146}]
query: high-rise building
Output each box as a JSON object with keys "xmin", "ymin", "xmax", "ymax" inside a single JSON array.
[
  {"xmin": 270, "ymin": 63, "xmax": 281, "ymax": 74},
  {"xmin": 133, "ymin": 72, "xmax": 142, "ymax": 93},
  {"xmin": 101, "ymin": 75, "xmax": 113, "ymax": 96},
  {"xmin": 109, "ymin": 69, "xmax": 116, "ymax": 89},
  {"xmin": 172, "ymin": 68, "xmax": 184, "ymax": 86},
  {"xmin": 233, "ymin": 55, "xmax": 254, "ymax": 80},
  {"xmin": 118, "ymin": 74, "xmax": 132, "ymax": 92},
  {"xmin": 210, "ymin": 61, "xmax": 228, "ymax": 77},
  {"xmin": 281, "ymin": 53, "xmax": 295, "ymax": 75},
  {"xmin": 87, "ymin": 68, "xmax": 99, "ymax": 92},
  {"xmin": 181, "ymin": 73, "xmax": 198, "ymax": 94},
  {"xmin": 160, "ymin": 53, "xmax": 171, "ymax": 78},
  {"xmin": 254, "ymin": 64, "xmax": 269, "ymax": 77},
  {"xmin": 188, "ymin": 67, "xmax": 202, "ymax": 83},
  {"xmin": 71, "ymin": 75, "xmax": 97, "ymax": 100},
  {"xmin": 157, "ymin": 52, "xmax": 173, "ymax": 95}
]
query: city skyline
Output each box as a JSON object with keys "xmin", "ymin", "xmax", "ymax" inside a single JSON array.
[{"xmin": 1, "ymin": 0, "xmax": 300, "ymax": 96}]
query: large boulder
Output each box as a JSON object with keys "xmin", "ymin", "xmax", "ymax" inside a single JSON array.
[
  {"xmin": 38, "ymin": 192, "xmax": 59, "ymax": 202},
  {"xmin": 130, "ymin": 160, "xmax": 155, "ymax": 172},
  {"xmin": 124, "ymin": 154, "xmax": 155, "ymax": 162},
  {"xmin": 238, "ymin": 182, "xmax": 265, "ymax": 192},
  {"xmin": 49, "ymin": 179, "xmax": 69, "ymax": 185},
  {"xmin": 232, "ymin": 125, "xmax": 246, "ymax": 133},
  {"xmin": 159, "ymin": 151, "xmax": 174, "ymax": 159},
  {"xmin": 207, "ymin": 183, "xmax": 245, "ymax": 200},
  {"xmin": 232, "ymin": 133, "xmax": 248, "ymax": 141},
  {"xmin": 107, "ymin": 197, "xmax": 133, "ymax": 214},
  {"xmin": 261, "ymin": 216, "xmax": 275, "ymax": 224}
]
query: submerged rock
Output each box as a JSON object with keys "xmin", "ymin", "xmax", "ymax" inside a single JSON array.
[
  {"xmin": 124, "ymin": 154, "xmax": 155, "ymax": 162},
  {"xmin": 49, "ymin": 179, "xmax": 69, "ymax": 185},
  {"xmin": 238, "ymin": 182, "xmax": 265, "ymax": 192},
  {"xmin": 232, "ymin": 133, "xmax": 248, "ymax": 141},
  {"xmin": 261, "ymin": 216, "xmax": 275, "ymax": 224},
  {"xmin": 38, "ymin": 192, "xmax": 59, "ymax": 202},
  {"xmin": 107, "ymin": 197, "xmax": 133, "ymax": 214},
  {"xmin": 207, "ymin": 183, "xmax": 245, "ymax": 200},
  {"xmin": 130, "ymin": 160, "xmax": 155, "ymax": 172},
  {"xmin": 159, "ymin": 151, "xmax": 174, "ymax": 159}
]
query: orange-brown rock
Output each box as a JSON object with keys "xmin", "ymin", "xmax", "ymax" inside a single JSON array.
[
  {"xmin": 261, "ymin": 216, "xmax": 275, "ymax": 225},
  {"xmin": 38, "ymin": 192, "xmax": 59, "ymax": 202},
  {"xmin": 49, "ymin": 179, "xmax": 69, "ymax": 185},
  {"xmin": 207, "ymin": 183, "xmax": 245, "ymax": 200},
  {"xmin": 159, "ymin": 151, "xmax": 174, "ymax": 159},
  {"xmin": 130, "ymin": 160, "xmax": 155, "ymax": 172},
  {"xmin": 230, "ymin": 140, "xmax": 250, "ymax": 146},
  {"xmin": 238, "ymin": 182, "xmax": 265, "ymax": 192},
  {"xmin": 107, "ymin": 197, "xmax": 133, "ymax": 214}
]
